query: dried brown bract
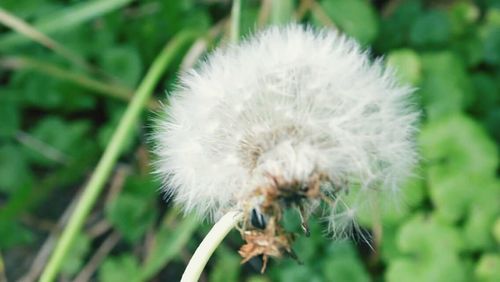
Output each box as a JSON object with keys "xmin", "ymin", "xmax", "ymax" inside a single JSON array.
[
  {"xmin": 238, "ymin": 172, "xmax": 330, "ymax": 271},
  {"xmin": 238, "ymin": 218, "xmax": 293, "ymax": 272}
]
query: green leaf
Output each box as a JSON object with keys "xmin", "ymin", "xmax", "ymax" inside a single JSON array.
[
  {"xmin": 13, "ymin": 72, "xmax": 64, "ymax": 109},
  {"xmin": 209, "ymin": 246, "xmax": 241, "ymax": 282},
  {"xmin": 484, "ymin": 108, "xmax": 500, "ymax": 146},
  {"xmin": 270, "ymin": 239, "xmax": 369, "ymax": 281},
  {"xmin": 410, "ymin": 10, "xmax": 452, "ymax": 48},
  {"xmin": 99, "ymin": 254, "xmax": 141, "ymax": 282},
  {"xmin": 50, "ymin": 24, "xmax": 103, "ymax": 58},
  {"xmin": 356, "ymin": 176, "xmax": 426, "ymax": 228},
  {"xmin": 124, "ymin": 1, "xmax": 209, "ymax": 62},
  {"xmin": 402, "ymin": 176, "xmax": 427, "ymax": 209},
  {"xmin": 0, "ymin": 148, "xmax": 97, "ymax": 222},
  {"xmin": 380, "ymin": 226, "xmax": 402, "ymax": 262},
  {"xmin": 448, "ymin": 2, "xmax": 480, "ymax": 36},
  {"xmin": 0, "ymin": 96, "xmax": 20, "ymax": 138},
  {"xmin": 419, "ymin": 52, "xmax": 473, "ymax": 119},
  {"xmin": 26, "ymin": 117, "xmax": 92, "ymax": 166},
  {"xmin": 420, "ymin": 114, "xmax": 498, "ymax": 179},
  {"xmin": 470, "ymin": 73, "xmax": 499, "ymax": 116},
  {"xmin": 10, "ymin": 68, "xmax": 96, "ymax": 111},
  {"xmin": 475, "ymin": 0, "xmax": 500, "ymax": 10},
  {"xmin": 0, "ymin": 219, "xmax": 34, "ymax": 248},
  {"xmin": 315, "ymin": 0, "xmax": 379, "ymax": 45},
  {"xmin": 0, "ymin": 0, "xmax": 59, "ymax": 19},
  {"xmin": 375, "ymin": 0, "xmax": 422, "ymax": 51},
  {"xmin": 122, "ymin": 174, "xmax": 159, "ymax": 200},
  {"xmin": 386, "ymin": 49, "xmax": 422, "ymax": 85},
  {"xmin": 100, "ymin": 46, "xmax": 143, "ymax": 88},
  {"xmin": 140, "ymin": 214, "xmax": 199, "ymax": 280},
  {"xmin": 396, "ymin": 215, "xmax": 463, "ymax": 254},
  {"xmin": 286, "ymin": 217, "xmax": 323, "ymax": 262},
  {"xmin": 386, "ymin": 214, "xmax": 469, "ymax": 282},
  {"xmin": 246, "ymin": 276, "xmax": 272, "ymax": 282},
  {"xmin": 450, "ymin": 32, "xmax": 484, "ymax": 67},
  {"xmin": 276, "ymin": 265, "xmax": 323, "ymax": 282},
  {"xmin": 420, "ymin": 114, "xmax": 498, "ymax": 223},
  {"xmin": 482, "ymin": 27, "xmax": 500, "ymax": 66},
  {"xmin": 0, "ymin": 144, "xmax": 32, "ymax": 194},
  {"xmin": 480, "ymin": 9, "xmax": 500, "ymax": 66},
  {"xmin": 463, "ymin": 189, "xmax": 500, "ymax": 251},
  {"xmin": 321, "ymin": 242, "xmax": 370, "ymax": 282},
  {"xmin": 475, "ymin": 254, "xmax": 500, "ymax": 282},
  {"xmin": 106, "ymin": 193, "xmax": 157, "ymax": 243}
]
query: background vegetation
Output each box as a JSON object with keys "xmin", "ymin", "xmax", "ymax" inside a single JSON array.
[{"xmin": 0, "ymin": 0, "xmax": 499, "ymax": 281}]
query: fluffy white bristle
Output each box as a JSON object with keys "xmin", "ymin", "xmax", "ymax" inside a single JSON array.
[{"xmin": 153, "ymin": 25, "xmax": 419, "ymax": 225}]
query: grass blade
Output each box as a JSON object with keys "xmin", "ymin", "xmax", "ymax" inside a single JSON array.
[{"xmin": 39, "ymin": 30, "xmax": 199, "ymax": 282}]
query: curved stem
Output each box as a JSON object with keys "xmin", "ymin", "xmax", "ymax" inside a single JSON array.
[
  {"xmin": 181, "ymin": 211, "xmax": 243, "ymax": 282},
  {"xmin": 180, "ymin": 4, "xmax": 243, "ymax": 281},
  {"xmin": 39, "ymin": 30, "xmax": 198, "ymax": 282}
]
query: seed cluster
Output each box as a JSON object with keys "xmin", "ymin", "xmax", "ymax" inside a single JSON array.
[{"xmin": 154, "ymin": 25, "xmax": 419, "ymax": 267}]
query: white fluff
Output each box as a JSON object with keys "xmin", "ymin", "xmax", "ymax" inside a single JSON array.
[{"xmin": 153, "ymin": 25, "xmax": 418, "ymax": 231}]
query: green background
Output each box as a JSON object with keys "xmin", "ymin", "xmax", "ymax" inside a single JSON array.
[{"xmin": 0, "ymin": 0, "xmax": 499, "ymax": 281}]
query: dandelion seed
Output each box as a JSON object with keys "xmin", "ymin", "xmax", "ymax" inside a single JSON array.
[{"xmin": 153, "ymin": 25, "xmax": 418, "ymax": 268}]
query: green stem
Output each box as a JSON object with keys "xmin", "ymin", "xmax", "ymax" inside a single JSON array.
[
  {"xmin": 39, "ymin": 30, "xmax": 198, "ymax": 282},
  {"xmin": 230, "ymin": 0, "xmax": 241, "ymax": 43},
  {"xmin": 179, "ymin": 5, "xmax": 243, "ymax": 282},
  {"xmin": 180, "ymin": 211, "xmax": 243, "ymax": 282},
  {"xmin": 270, "ymin": 0, "xmax": 294, "ymax": 25}
]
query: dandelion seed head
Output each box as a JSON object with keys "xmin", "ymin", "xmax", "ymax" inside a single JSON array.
[{"xmin": 153, "ymin": 25, "xmax": 419, "ymax": 235}]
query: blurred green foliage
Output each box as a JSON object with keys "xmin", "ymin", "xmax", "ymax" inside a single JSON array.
[{"xmin": 0, "ymin": 0, "xmax": 499, "ymax": 281}]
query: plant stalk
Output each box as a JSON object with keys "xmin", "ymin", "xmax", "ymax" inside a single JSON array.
[
  {"xmin": 181, "ymin": 211, "xmax": 243, "ymax": 282},
  {"xmin": 180, "ymin": 3, "xmax": 243, "ymax": 281},
  {"xmin": 39, "ymin": 30, "xmax": 198, "ymax": 282},
  {"xmin": 230, "ymin": 0, "xmax": 241, "ymax": 43}
]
